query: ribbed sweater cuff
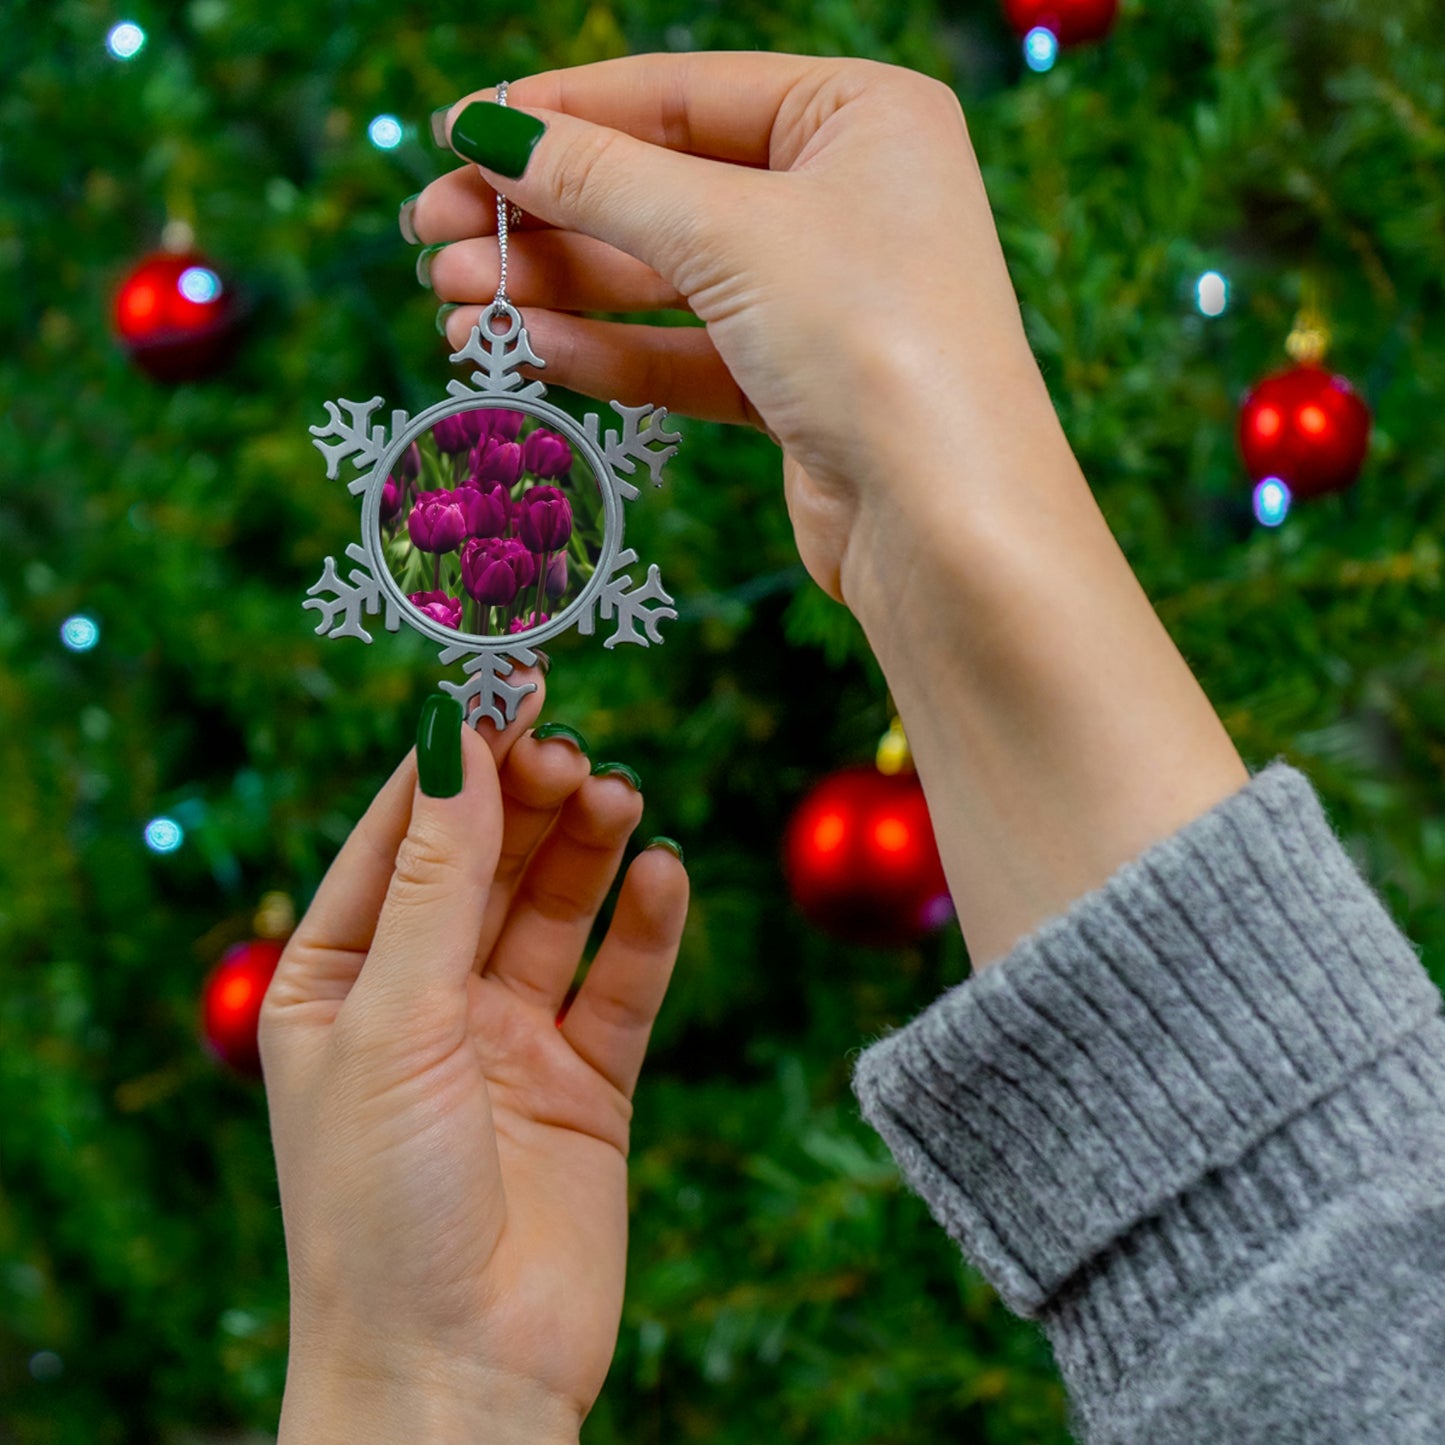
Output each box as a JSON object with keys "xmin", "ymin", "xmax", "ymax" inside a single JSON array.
[{"xmin": 849, "ymin": 758, "xmax": 1444, "ymax": 1319}]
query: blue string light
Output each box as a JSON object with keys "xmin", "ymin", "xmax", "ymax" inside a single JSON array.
[
  {"xmin": 1024, "ymin": 27, "xmax": 1059, "ymax": 72},
  {"xmin": 1253, "ymin": 477, "xmax": 1291, "ymax": 528},
  {"xmin": 60, "ymin": 615, "xmax": 100, "ymax": 652},
  {"xmin": 144, "ymin": 817, "xmax": 185, "ymax": 853},
  {"xmin": 368, "ymin": 114, "xmax": 404, "ymax": 150},
  {"xmin": 178, "ymin": 266, "xmax": 223, "ymax": 303},
  {"xmin": 106, "ymin": 21, "xmax": 146, "ymax": 59}
]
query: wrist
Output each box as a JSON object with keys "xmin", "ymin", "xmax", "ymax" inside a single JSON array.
[
  {"xmin": 837, "ymin": 405, "xmax": 1248, "ymax": 974},
  {"xmin": 838, "ymin": 357, "xmax": 1081, "ymax": 633},
  {"xmin": 279, "ymin": 1340, "xmax": 582, "ymax": 1445}
]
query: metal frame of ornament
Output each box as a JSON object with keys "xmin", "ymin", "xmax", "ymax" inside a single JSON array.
[{"xmin": 304, "ymin": 303, "xmax": 682, "ymax": 729}]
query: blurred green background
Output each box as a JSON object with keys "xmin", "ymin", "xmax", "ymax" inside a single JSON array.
[{"xmin": 4, "ymin": 0, "xmax": 1445, "ymax": 1440}]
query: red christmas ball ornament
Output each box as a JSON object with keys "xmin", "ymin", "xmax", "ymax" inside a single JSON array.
[
  {"xmin": 1238, "ymin": 362, "xmax": 1372, "ymax": 501},
  {"xmin": 784, "ymin": 765, "xmax": 954, "ymax": 948},
  {"xmin": 1003, "ymin": 0, "xmax": 1118, "ymax": 46},
  {"xmin": 113, "ymin": 250, "xmax": 240, "ymax": 383},
  {"xmin": 200, "ymin": 939, "xmax": 284, "ymax": 1077}
]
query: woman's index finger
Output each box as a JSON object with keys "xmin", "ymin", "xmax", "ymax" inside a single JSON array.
[{"xmin": 457, "ymin": 50, "xmax": 847, "ymax": 167}]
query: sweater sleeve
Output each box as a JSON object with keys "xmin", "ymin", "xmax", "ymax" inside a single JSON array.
[{"xmin": 849, "ymin": 757, "xmax": 1445, "ymax": 1443}]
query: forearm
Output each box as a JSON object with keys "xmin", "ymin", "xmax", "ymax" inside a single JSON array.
[{"xmin": 840, "ymin": 370, "xmax": 1249, "ymax": 971}]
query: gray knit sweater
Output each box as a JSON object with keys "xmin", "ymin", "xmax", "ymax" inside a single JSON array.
[{"xmin": 849, "ymin": 758, "xmax": 1445, "ymax": 1442}]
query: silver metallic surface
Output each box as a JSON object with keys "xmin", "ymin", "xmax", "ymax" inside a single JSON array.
[{"xmin": 305, "ymin": 303, "xmax": 681, "ymax": 730}]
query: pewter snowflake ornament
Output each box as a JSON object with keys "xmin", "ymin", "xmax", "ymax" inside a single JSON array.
[{"xmin": 304, "ymin": 302, "xmax": 681, "ymax": 729}]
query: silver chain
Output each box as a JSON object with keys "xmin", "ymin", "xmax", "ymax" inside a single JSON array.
[{"xmin": 491, "ymin": 81, "xmax": 523, "ymax": 317}]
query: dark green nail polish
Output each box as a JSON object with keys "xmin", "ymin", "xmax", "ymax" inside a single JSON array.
[
  {"xmin": 416, "ymin": 242, "xmax": 448, "ymax": 289},
  {"xmin": 430, "ymin": 105, "xmax": 453, "ymax": 148},
  {"xmin": 533, "ymin": 722, "xmax": 589, "ymax": 755},
  {"xmin": 398, "ymin": 193, "xmax": 422, "ymax": 245},
  {"xmin": 450, "ymin": 100, "xmax": 547, "ymax": 179},
  {"xmin": 435, "ymin": 302, "xmax": 460, "ymax": 337},
  {"xmin": 644, "ymin": 836, "xmax": 684, "ymax": 865},
  {"xmin": 591, "ymin": 760, "xmax": 642, "ymax": 791},
  {"xmin": 417, "ymin": 694, "xmax": 464, "ymax": 797}
]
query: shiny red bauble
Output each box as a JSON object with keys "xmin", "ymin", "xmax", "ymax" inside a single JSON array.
[
  {"xmin": 200, "ymin": 939, "xmax": 284, "ymax": 1077},
  {"xmin": 113, "ymin": 250, "xmax": 239, "ymax": 382},
  {"xmin": 1003, "ymin": 0, "xmax": 1118, "ymax": 45},
  {"xmin": 783, "ymin": 766, "xmax": 954, "ymax": 948},
  {"xmin": 1238, "ymin": 363, "xmax": 1372, "ymax": 500}
]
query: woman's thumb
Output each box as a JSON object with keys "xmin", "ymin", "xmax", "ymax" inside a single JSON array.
[
  {"xmin": 440, "ymin": 94, "xmax": 734, "ymax": 285},
  {"xmin": 347, "ymin": 695, "xmax": 503, "ymax": 1024}
]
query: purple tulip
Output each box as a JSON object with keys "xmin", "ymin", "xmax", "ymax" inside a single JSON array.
[
  {"xmin": 470, "ymin": 438, "xmax": 524, "ymax": 489},
  {"xmin": 380, "ymin": 477, "xmax": 403, "ymax": 525},
  {"xmin": 407, "ymin": 590, "xmax": 463, "ymax": 629},
  {"xmin": 408, "ymin": 494, "xmax": 468, "ymax": 553},
  {"xmin": 522, "ymin": 428, "xmax": 572, "ymax": 479},
  {"xmin": 508, "ymin": 611, "xmax": 549, "ymax": 633},
  {"xmin": 543, "ymin": 551, "xmax": 567, "ymax": 600},
  {"xmin": 461, "ymin": 536, "xmax": 538, "ymax": 605},
  {"xmin": 455, "ymin": 408, "xmax": 527, "ymax": 451},
  {"xmin": 396, "ymin": 442, "xmax": 422, "ymax": 481},
  {"xmin": 489, "ymin": 410, "xmax": 526, "ymax": 442},
  {"xmin": 516, "ymin": 485, "xmax": 573, "ymax": 553},
  {"xmin": 431, "ymin": 413, "xmax": 472, "ymax": 455},
  {"xmin": 457, "ymin": 479, "xmax": 510, "ymax": 538}
]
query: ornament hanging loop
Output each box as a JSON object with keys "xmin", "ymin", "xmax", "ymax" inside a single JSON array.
[{"xmin": 489, "ymin": 81, "xmax": 524, "ymax": 323}]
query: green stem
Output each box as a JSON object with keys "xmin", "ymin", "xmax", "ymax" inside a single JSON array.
[{"xmin": 531, "ymin": 553, "xmax": 549, "ymax": 632}]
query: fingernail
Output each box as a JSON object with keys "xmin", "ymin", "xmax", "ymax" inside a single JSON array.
[
  {"xmin": 417, "ymin": 694, "xmax": 464, "ymax": 797},
  {"xmin": 435, "ymin": 302, "xmax": 460, "ymax": 337},
  {"xmin": 532, "ymin": 648, "xmax": 551, "ymax": 676},
  {"xmin": 398, "ymin": 193, "xmax": 422, "ymax": 245},
  {"xmin": 533, "ymin": 722, "xmax": 589, "ymax": 756},
  {"xmin": 416, "ymin": 242, "xmax": 448, "ymax": 289},
  {"xmin": 644, "ymin": 836, "xmax": 684, "ymax": 865},
  {"xmin": 450, "ymin": 100, "xmax": 547, "ymax": 179},
  {"xmin": 429, "ymin": 105, "xmax": 453, "ymax": 148},
  {"xmin": 591, "ymin": 760, "xmax": 641, "ymax": 791}
]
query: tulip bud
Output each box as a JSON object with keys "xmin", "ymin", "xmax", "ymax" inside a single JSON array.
[
  {"xmin": 472, "ymin": 439, "xmax": 524, "ymax": 489},
  {"xmin": 380, "ymin": 477, "xmax": 403, "ymax": 525},
  {"xmin": 407, "ymin": 590, "xmax": 463, "ymax": 629},
  {"xmin": 431, "ymin": 414, "xmax": 472, "ymax": 455},
  {"xmin": 543, "ymin": 551, "xmax": 567, "ymax": 600},
  {"xmin": 522, "ymin": 428, "xmax": 572, "ymax": 479},
  {"xmin": 452, "ymin": 482, "xmax": 509, "ymax": 539},
  {"xmin": 461, "ymin": 537, "xmax": 538, "ymax": 605},
  {"xmin": 397, "ymin": 442, "xmax": 422, "ymax": 481},
  {"xmin": 517, "ymin": 485, "xmax": 573, "ymax": 553},
  {"xmin": 408, "ymin": 495, "xmax": 468, "ymax": 553}
]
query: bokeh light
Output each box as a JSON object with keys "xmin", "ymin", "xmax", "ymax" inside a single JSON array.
[
  {"xmin": 1253, "ymin": 477, "xmax": 1292, "ymax": 528},
  {"xmin": 105, "ymin": 21, "xmax": 146, "ymax": 59},
  {"xmin": 60, "ymin": 615, "xmax": 100, "ymax": 652},
  {"xmin": 1024, "ymin": 26, "xmax": 1059, "ymax": 72},
  {"xmin": 144, "ymin": 817, "xmax": 185, "ymax": 853},
  {"xmin": 368, "ymin": 114, "xmax": 404, "ymax": 150},
  {"xmin": 178, "ymin": 266, "xmax": 223, "ymax": 304},
  {"xmin": 1196, "ymin": 270, "xmax": 1229, "ymax": 317}
]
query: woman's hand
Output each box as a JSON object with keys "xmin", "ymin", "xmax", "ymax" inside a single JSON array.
[
  {"xmin": 259, "ymin": 675, "xmax": 688, "ymax": 1443},
  {"xmin": 411, "ymin": 53, "xmax": 1071, "ymax": 609}
]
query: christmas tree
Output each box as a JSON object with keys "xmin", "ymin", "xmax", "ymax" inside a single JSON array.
[{"xmin": 4, "ymin": 1, "xmax": 1444, "ymax": 1440}]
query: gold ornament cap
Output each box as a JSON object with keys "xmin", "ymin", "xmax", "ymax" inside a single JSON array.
[
  {"xmin": 1285, "ymin": 286, "xmax": 1331, "ymax": 365},
  {"xmin": 253, "ymin": 891, "xmax": 296, "ymax": 940},
  {"xmin": 876, "ymin": 715, "xmax": 913, "ymax": 775}
]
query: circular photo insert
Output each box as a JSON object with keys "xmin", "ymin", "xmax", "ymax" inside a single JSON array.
[{"xmin": 378, "ymin": 407, "xmax": 603, "ymax": 642}]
